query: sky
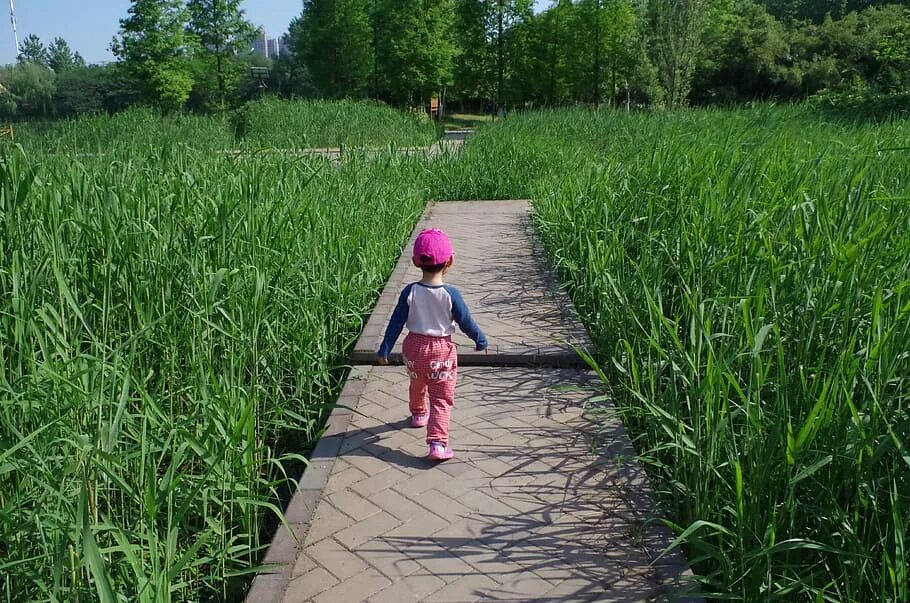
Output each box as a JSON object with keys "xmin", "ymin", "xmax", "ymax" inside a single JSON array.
[
  {"xmin": 2, "ymin": 0, "xmax": 550, "ymax": 66},
  {"xmin": 1, "ymin": 0, "xmax": 303, "ymax": 65}
]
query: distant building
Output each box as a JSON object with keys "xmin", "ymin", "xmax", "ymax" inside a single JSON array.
[
  {"xmin": 250, "ymin": 28, "xmax": 289, "ymax": 60},
  {"xmin": 251, "ymin": 29, "xmax": 269, "ymax": 58}
]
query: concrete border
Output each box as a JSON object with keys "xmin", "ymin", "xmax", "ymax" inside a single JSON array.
[
  {"xmin": 245, "ymin": 366, "xmax": 371, "ymax": 603},
  {"xmin": 351, "ymin": 200, "xmax": 592, "ymax": 368}
]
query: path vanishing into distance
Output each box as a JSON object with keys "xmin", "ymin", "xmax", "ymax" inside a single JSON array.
[
  {"xmin": 222, "ymin": 129, "xmax": 470, "ymax": 162},
  {"xmin": 247, "ymin": 155, "xmax": 700, "ymax": 601}
]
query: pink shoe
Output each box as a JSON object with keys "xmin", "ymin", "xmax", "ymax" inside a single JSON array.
[
  {"xmin": 410, "ymin": 412, "xmax": 429, "ymax": 428},
  {"xmin": 427, "ymin": 441, "xmax": 454, "ymax": 461}
]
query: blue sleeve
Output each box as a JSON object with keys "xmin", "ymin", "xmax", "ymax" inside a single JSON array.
[
  {"xmin": 446, "ymin": 286, "xmax": 488, "ymax": 351},
  {"xmin": 378, "ymin": 284, "xmax": 412, "ymax": 358}
]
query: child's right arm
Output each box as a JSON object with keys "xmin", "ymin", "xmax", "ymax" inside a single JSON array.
[
  {"xmin": 378, "ymin": 284, "xmax": 413, "ymax": 361},
  {"xmin": 446, "ymin": 286, "xmax": 488, "ymax": 351}
]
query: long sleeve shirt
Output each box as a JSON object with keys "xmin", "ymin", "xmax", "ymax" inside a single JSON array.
[{"xmin": 378, "ymin": 282, "xmax": 488, "ymax": 358}]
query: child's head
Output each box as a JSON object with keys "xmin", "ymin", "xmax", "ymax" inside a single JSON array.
[{"xmin": 413, "ymin": 228, "xmax": 453, "ymax": 274}]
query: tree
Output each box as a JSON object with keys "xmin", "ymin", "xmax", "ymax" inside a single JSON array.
[
  {"xmin": 186, "ymin": 0, "xmax": 255, "ymax": 107},
  {"xmin": 576, "ymin": 0, "xmax": 635, "ymax": 105},
  {"xmin": 865, "ymin": 5, "xmax": 910, "ymax": 92},
  {"xmin": 374, "ymin": 0, "xmax": 458, "ymax": 105},
  {"xmin": 693, "ymin": 1, "xmax": 795, "ymax": 103},
  {"xmin": 54, "ymin": 65, "xmax": 113, "ymax": 115},
  {"xmin": 18, "ymin": 34, "xmax": 48, "ymax": 65},
  {"xmin": 544, "ymin": 0, "xmax": 575, "ymax": 105},
  {"xmin": 0, "ymin": 62, "xmax": 56, "ymax": 118},
  {"xmin": 453, "ymin": 0, "xmax": 496, "ymax": 105},
  {"xmin": 493, "ymin": 0, "xmax": 533, "ymax": 109},
  {"xmin": 295, "ymin": 0, "xmax": 374, "ymax": 98},
  {"xmin": 759, "ymin": 0, "xmax": 894, "ymax": 23},
  {"xmin": 450, "ymin": 0, "xmax": 531, "ymax": 109},
  {"xmin": 112, "ymin": 0, "xmax": 197, "ymax": 111},
  {"xmin": 647, "ymin": 0, "xmax": 730, "ymax": 108},
  {"xmin": 47, "ymin": 38, "xmax": 86, "ymax": 73}
]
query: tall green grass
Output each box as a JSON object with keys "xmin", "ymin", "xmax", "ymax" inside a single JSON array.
[
  {"xmin": 0, "ymin": 145, "xmax": 429, "ymax": 601},
  {"xmin": 232, "ymin": 97, "xmax": 440, "ymax": 149},
  {"xmin": 6, "ymin": 99, "xmax": 441, "ymax": 156},
  {"xmin": 8, "ymin": 107, "xmax": 234, "ymax": 155},
  {"xmin": 4, "ymin": 100, "xmax": 908, "ymax": 602},
  {"xmin": 494, "ymin": 107, "xmax": 909, "ymax": 600}
]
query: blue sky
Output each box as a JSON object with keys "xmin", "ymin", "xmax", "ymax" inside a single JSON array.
[
  {"xmin": 2, "ymin": 0, "xmax": 549, "ymax": 66},
  {"xmin": 1, "ymin": 1, "xmax": 303, "ymax": 65}
]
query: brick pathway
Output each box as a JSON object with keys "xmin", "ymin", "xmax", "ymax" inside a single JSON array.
[
  {"xmin": 248, "ymin": 201, "xmax": 698, "ymax": 602},
  {"xmin": 223, "ymin": 135, "xmax": 465, "ymax": 162},
  {"xmin": 352, "ymin": 201, "xmax": 590, "ymax": 366}
]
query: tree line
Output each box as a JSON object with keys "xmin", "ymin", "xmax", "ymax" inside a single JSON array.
[
  {"xmin": 0, "ymin": 0, "xmax": 907, "ymax": 120},
  {"xmin": 291, "ymin": 0, "xmax": 909, "ymax": 110}
]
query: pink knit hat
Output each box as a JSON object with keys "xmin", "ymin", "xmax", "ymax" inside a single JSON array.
[{"xmin": 412, "ymin": 228, "xmax": 454, "ymax": 267}]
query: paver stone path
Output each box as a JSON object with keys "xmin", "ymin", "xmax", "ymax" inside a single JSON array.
[
  {"xmin": 248, "ymin": 201, "xmax": 698, "ymax": 602},
  {"xmin": 352, "ymin": 201, "xmax": 590, "ymax": 366}
]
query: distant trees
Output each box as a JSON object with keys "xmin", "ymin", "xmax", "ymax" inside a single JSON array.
[
  {"xmin": 374, "ymin": 0, "xmax": 457, "ymax": 104},
  {"xmin": 47, "ymin": 38, "xmax": 86, "ymax": 73},
  {"xmin": 293, "ymin": 0, "xmax": 374, "ymax": 98},
  {"xmin": 18, "ymin": 34, "xmax": 49, "ymax": 65},
  {"xmin": 187, "ymin": 0, "xmax": 255, "ymax": 107},
  {"xmin": 1, "ymin": 0, "xmax": 908, "ymax": 118},
  {"xmin": 292, "ymin": 0, "xmax": 457, "ymax": 105},
  {"xmin": 0, "ymin": 34, "xmax": 100, "ymax": 119},
  {"xmin": 112, "ymin": 0, "xmax": 196, "ymax": 111}
]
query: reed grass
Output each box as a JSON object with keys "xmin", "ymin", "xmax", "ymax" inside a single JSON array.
[
  {"xmin": 0, "ymin": 143, "xmax": 429, "ymax": 601},
  {"xmin": 232, "ymin": 97, "xmax": 440, "ymax": 149},
  {"xmin": 3, "ymin": 100, "xmax": 908, "ymax": 601},
  {"xmin": 520, "ymin": 106, "xmax": 910, "ymax": 601}
]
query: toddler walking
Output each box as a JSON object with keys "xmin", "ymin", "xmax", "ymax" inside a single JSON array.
[{"xmin": 377, "ymin": 228, "xmax": 487, "ymax": 461}]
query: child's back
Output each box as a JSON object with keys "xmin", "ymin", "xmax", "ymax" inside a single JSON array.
[{"xmin": 377, "ymin": 228, "xmax": 487, "ymax": 461}]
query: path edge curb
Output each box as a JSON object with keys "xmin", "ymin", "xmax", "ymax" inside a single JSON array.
[{"xmin": 245, "ymin": 366, "xmax": 371, "ymax": 603}]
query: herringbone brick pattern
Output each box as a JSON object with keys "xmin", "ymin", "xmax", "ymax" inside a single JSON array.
[
  {"xmin": 279, "ymin": 367, "xmax": 694, "ymax": 602},
  {"xmin": 246, "ymin": 199, "xmax": 698, "ymax": 603},
  {"xmin": 352, "ymin": 201, "xmax": 591, "ymax": 366}
]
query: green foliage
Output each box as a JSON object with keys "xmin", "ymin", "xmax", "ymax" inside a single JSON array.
[
  {"xmin": 453, "ymin": 0, "xmax": 497, "ymax": 102},
  {"xmin": 47, "ymin": 37, "xmax": 86, "ymax": 73},
  {"xmin": 807, "ymin": 87, "xmax": 910, "ymax": 120},
  {"xmin": 17, "ymin": 33, "xmax": 49, "ymax": 65},
  {"xmin": 186, "ymin": 0, "xmax": 256, "ymax": 108},
  {"xmin": 294, "ymin": 0, "xmax": 374, "ymax": 98},
  {"xmin": 760, "ymin": 0, "xmax": 895, "ymax": 22},
  {"xmin": 113, "ymin": 0, "xmax": 197, "ymax": 111},
  {"xmin": 231, "ymin": 97, "xmax": 439, "ymax": 148},
  {"xmin": 374, "ymin": 0, "xmax": 458, "ymax": 104},
  {"xmin": 694, "ymin": 1, "xmax": 796, "ymax": 103},
  {"xmin": 646, "ymin": 0, "xmax": 731, "ymax": 108},
  {"xmin": 0, "ymin": 62, "xmax": 57, "ymax": 118},
  {"xmin": 574, "ymin": 0, "xmax": 636, "ymax": 104}
]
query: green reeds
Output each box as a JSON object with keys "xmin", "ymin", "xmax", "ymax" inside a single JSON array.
[
  {"xmin": 0, "ymin": 143, "xmax": 428, "ymax": 601},
  {"xmin": 232, "ymin": 98, "xmax": 440, "ymax": 149},
  {"xmin": 525, "ymin": 106, "xmax": 910, "ymax": 600}
]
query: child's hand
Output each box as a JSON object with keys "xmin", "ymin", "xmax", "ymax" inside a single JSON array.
[{"xmin": 377, "ymin": 355, "xmax": 389, "ymax": 365}]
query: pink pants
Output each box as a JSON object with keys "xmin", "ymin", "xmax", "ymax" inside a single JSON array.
[{"xmin": 402, "ymin": 333, "xmax": 457, "ymax": 445}]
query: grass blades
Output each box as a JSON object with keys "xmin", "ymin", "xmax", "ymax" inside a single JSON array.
[
  {"xmin": 521, "ymin": 106, "xmax": 910, "ymax": 601},
  {"xmin": 0, "ymin": 142, "xmax": 429, "ymax": 601},
  {"xmin": 2, "ymin": 100, "xmax": 908, "ymax": 602}
]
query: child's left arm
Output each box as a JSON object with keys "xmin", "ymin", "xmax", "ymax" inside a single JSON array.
[
  {"xmin": 378, "ymin": 284, "xmax": 413, "ymax": 362},
  {"xmin": 446, "ymin": 286, "xmax": 488, "ymax": 351}
]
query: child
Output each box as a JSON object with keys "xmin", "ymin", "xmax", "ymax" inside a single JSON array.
[{"xmin": 377, "ymin": 228, "xmax": 488, "ymax": 461}]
